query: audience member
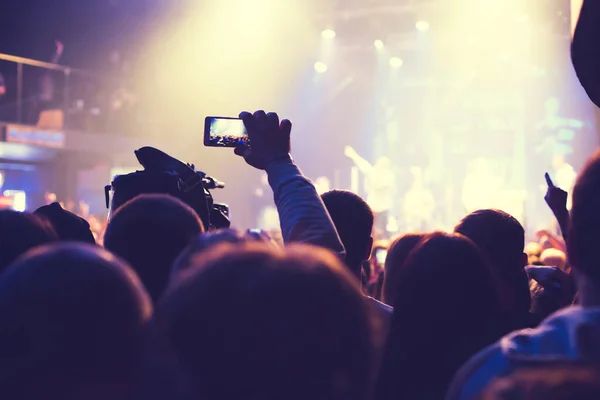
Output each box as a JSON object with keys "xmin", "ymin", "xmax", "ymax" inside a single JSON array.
[
  {"xmin": 0, "ymin": 243, "xmax": 152, "ymax": 400},
  {"xmin": 235, "ymin": 111, "xmax": 345, "ymax": 255},
  {"xmin": 104, "ymin": 194, "xmax": 204, "ymax": 302},
  {"xmin": 321, "ymin": 190, "xmax": 374, "ymax": 278},
  {"xmin": 525, "ymin": 242, "xmax": 543, "ymax": 265},
  {"xmin": 376, "ymin": 232, "xmax": 504, "ymax": 400},
  {"xmin": 455, "ymin": 209, "xmax": 536, "ymax": 331},
  {"xmin": 35, "ymin": 202, "xmax": 96, "ymax": 244},
  {"xmin": 382, "ymin": 232, "xmax": 426, "ymax": 306},
  {"xmin": 446, "ymin": 150, "xmax": 600, "ymax": 400},
  {"xmin": 321, "ymin": 189, "xmax": 393, "ymax": 324},
  {"xmin": 481, "ymin": 365, "xmax": 600, "ymax": 400},
  {"xmin": 158, "ymin": 242, "xmax": 376, "ymax": 400},
  {"xmin": 0, "ymin": 210, "xmax": 58, "ymax": 273}
]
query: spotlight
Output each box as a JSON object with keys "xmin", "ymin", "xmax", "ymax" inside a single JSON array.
[
  {"xmin": 416, "ymin": 21, "xmax": 430, "ymax": 32},
  {"xmin": 374, "ymin": 40, "xmax": 384, "ymax": 49},
  {"xmin": 389, "ymin": 57, "xmax": 403, "ymax": 69},
  {"xmin": 321, "ymin": 29, "xmax": 336, "ymax": 39},
  {"xmin": 314, "ymin": 61, "xmax": 328, "ymax": 73}
]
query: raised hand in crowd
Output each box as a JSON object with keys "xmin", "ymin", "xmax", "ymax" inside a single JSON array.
[
  {"xmin": 234, "ymin": 110, "xmax": 291, "ymax": 170},
  {"xmin": 544, "ymin": 172, "xmax": 570, "ymax": 239},
  {"xmin": 234, "ymin": 110, "xmax": 345, "ymax": 255}
]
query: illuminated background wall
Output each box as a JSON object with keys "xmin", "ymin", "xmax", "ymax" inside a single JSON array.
[{"xmin": 133, "ymin": 0, "xmax": 598, "ymax": 231}]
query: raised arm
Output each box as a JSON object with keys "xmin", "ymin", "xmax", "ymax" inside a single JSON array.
[
  {"xmin": 544, "ymin": 172, "xmax": 570, "ymax": 242},
  {"xmin": 235, "ymin": 111, "xmax": 345, "ymax": 257},
  {"xmin": 344, "ymin": 146, "xmax": 374, "ymax": 175},
  {"xmin": 572, "ymin": 0, "xmax": 600, "ymax": 108}
]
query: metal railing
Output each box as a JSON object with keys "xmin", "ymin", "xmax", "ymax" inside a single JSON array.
[
  {"xmin": 0, "ymin": 52, "xmax": 146, "ymax": 136},
  {"xmin": 0, "ymin": 52, "xmax": 92, "ymax": 124}
]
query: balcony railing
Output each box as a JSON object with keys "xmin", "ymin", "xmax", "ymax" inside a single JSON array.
[{"xmin": 0, "ymin": 52, "xmax": 145, "ymax": 135}]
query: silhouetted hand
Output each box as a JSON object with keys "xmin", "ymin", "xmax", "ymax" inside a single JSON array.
[
  {"xmin": 544, "ymin": 172, "xmax": 568, "ymax": 218},
  {"xmin": 234, "ymin": 110, "xmax": 292, "ymax": 170}
]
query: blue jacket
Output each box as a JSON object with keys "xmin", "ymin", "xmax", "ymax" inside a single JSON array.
[{"xmin": 446, "ymin": 306, "xmax": 600, "ymax": 399}]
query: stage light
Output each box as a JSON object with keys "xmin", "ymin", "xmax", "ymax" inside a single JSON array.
[
  {"xmin": 389, "ymin": 57, "xmax": 403, "ymax": 69},
  {"xmin": 374, "ymin": 40, "xmax": 384, "ymax": 49},
  {"xmin": 416, "ymin": 21, "xmax": 430, "ymax": 32},
  {"xmin": 321, "ymin": 29, "xmax": 336, "ymax": 39},
  {"xmin": 314, "ymin": 61, "xmax": 328, "ymax": 73}
]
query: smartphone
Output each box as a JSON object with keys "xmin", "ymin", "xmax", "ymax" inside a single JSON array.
[
  {"xmin": 375, "ymin": 248, "xmax": 388, "ymax": 265},
  {"xmin": 204, "ymin": 116, "xmax": 248, "ymax": 148}
]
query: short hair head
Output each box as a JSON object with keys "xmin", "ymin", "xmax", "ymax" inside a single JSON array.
[
  {"xmin": 455, "ymin": 209, "xmax": 526, "ymax": 276},
  {"xmin": 158, "ymin": 242, "xmax": 375, "ymax": 400},
  {"xmin": 34, "ymin": 202, "xmax": 96, "ymax": 244},
  {"xmin": 321, "ymin": 190, "xmax": 374, "ymax": 277},
  {"xmin": 569, "ymin": 150, "xmax": 600, "ymax": 288},
  {"xmin": 104, "ymin": 194, "xmax": 204, "ymax": 302},
  {"xmin": 0, "ymin": 243, "xmax": 152, "ymax": 399},
  {"xmin": 0, "ymin": 210, "xmax": 58, "ymax": 273},
  {"xmin": 382, "ymin": 233, "xmax": 426, "ymax": 305}
]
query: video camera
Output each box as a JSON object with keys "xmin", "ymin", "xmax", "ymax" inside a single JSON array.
[{"xmin": 104, "ymin": 147, "xmax": 230, "ymax": 230}]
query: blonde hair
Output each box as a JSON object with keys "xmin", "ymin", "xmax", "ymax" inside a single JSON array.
[{"xmin": 540, "ymin": 248, "xmax": 567, "ymax": 271}]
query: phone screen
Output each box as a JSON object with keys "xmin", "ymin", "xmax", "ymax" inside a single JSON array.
[
  {"xmin": 375, "ymin": 249, "xmax": 388, "ymax": 265},
  {"xmin": 204, "ymin": 117, "xmax": 248, "ymax": 148}
]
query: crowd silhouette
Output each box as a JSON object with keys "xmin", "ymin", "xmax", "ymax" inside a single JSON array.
[{"xmin": 1, "ymin": 2, "xmax": 600, "ymax": 399}]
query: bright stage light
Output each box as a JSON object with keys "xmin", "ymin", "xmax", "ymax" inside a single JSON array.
[
  {"xmin": 389, "ymin": 57, "xmax": 403, "ymax": 69},
  {"xmin": 416, "ymin": 20, "xmax": 430, "ymax": 32},
  {"xmin": 321, "ymin": 29, "xmax": 336, "ymax": 39},
  {"xmin": 374, "ymin": 40, "xmax": 384, "ymax": 49},
  {"xmin": 314, "ymin": 61, "xmax": 328, "ymax": 73}
]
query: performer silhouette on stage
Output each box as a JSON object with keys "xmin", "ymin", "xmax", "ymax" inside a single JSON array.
[{"xmin": 345, "ymin": 146, "xmax": 396, "ymax": 238}]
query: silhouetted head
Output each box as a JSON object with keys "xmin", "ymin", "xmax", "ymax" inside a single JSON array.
[
  {"xmin": 455, "ymin": 209, "xmax": 529, "ymax": 314},
  {"xmin": 481, "ymin": 364, "xmax": 600, "ymax": 400},
  {"xmin": 0, "ymin": 243, "xmax": 152, "ymax": 400},
  {"xmin": 377, "ymin": 232, "xmax": 503, "ymax": 400},
  {"xmin": 569, "ymin": 150, "xmax": 600, "ymax": 294},
  {"xmin": 455, "ymin": 209, "xmax": 526, "ymax": 274},
  {"xmin": 34, "ymin": 202, "xmax": 95, "ymax": 244},
  {"xmin": 104, "ymin": 194, "xmax": 204, "ymax": 302},
  {"xmin": 322, "ymin": 190, "xmax": 374, "ymax": 279},
  {"xmin": 158, "ymin": 243, "xmax": 376, "ymax": 400},
  {"xmin": 382, "ymin": 233, "xmax": 426, "ymax": 305},
  {"xmin": 0, "ymin": 210, "xmax": 58, "ymax": 273}
]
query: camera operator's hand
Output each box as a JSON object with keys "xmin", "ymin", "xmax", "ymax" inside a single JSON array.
[{"xmin": 234, "ymin": 110, "xmax": 292, "ymax": 170}]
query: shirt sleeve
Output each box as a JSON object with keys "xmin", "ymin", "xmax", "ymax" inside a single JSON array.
[
  {"xmin": 572, "ymin": 0, "xmax": 600, "ymax": 108},
  {"xmin": 265, "ymin": 155, "xmax": 346, "ymax": 257}
]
